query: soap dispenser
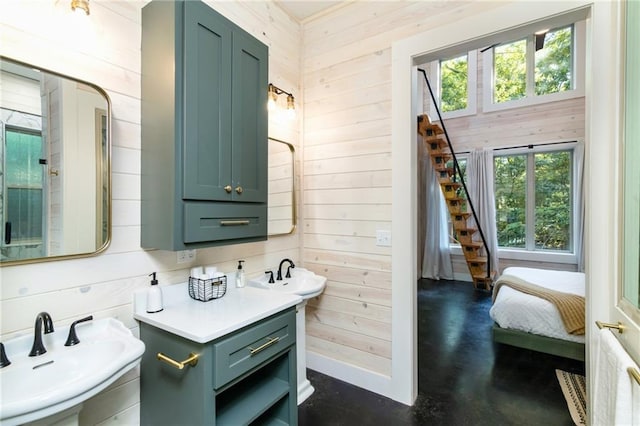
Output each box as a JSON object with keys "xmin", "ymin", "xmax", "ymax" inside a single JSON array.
[
  {"xmin": 146, "ymin": 272, "xmax": 163, "ymax": 313},
  {"xmin": 236, "ymin": 260, "xmax": 246, "ymax": 288}
]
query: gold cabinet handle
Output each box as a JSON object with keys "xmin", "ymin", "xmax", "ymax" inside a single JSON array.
[
  {"xmin": 220, "ymin": 220, "xmax": 250, "ymax": 226},
  {"xmin": 248, "ymin": 337, "xmax": 279, "ymax": 356},
  {"xmin": 595, "ymin": 320, "xmax": 625, "ymax": 333},
  {"xmin": 157, "ymin": 352, "xmax": 199, "ymax": 369},
  {"xmin": 235, "ymin": 186, "xmax": 243, "ymax": 194},
  {"xmin": 224, "ymin": 185, "xmax": 232, "ymax": 193}
]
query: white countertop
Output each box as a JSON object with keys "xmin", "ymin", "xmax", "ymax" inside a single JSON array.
[{"xmin": 133, "ymin": 279, "xmax": 302, "ymax": 343}]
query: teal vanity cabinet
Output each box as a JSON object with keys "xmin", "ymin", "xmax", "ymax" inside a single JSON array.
[
  {"xmin": 141, "ymin": 0, "xmax": 268, "ymax": 250},
  {"xmin": 140, "ymin": 308, "xmax": 297, "ymax": 425}
]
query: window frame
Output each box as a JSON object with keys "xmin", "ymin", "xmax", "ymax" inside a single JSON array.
[
  {"xmin": 428, "ymin": 50, "xmax": 478, "ymax": 120},
  {"xmin": 450, "ymin": 141, "xmax": 581, "ymax": 265},
  {"xmin": 482, "ymin": 20, "xmax": 585, "ymax": 113}
]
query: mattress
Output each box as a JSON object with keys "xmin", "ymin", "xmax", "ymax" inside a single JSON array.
[{"xmin": 489, "ymin": 267, "xmax": 585, "ymax": 344}]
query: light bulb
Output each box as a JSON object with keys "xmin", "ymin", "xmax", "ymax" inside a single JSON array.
[
  {"xmin": 286, "ymin": 94, "xmax": 295, "ymax": 119},
  {"xmin": 267, "ymin": 84, "xmax": 278, "ymax": 111},
  {"xmin": 71, "ymin": 0, "xmax": 90, "ymax": 15},
  {"xmin": 268, "ymin": 95, "xmax": 277, "ymax": 111}
]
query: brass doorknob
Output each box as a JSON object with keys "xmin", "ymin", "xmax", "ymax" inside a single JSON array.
[
  {"xmin": 224, "ymin": 185, "xmax": 232, "ymax": 193},
  {"xmin": 235, "ymin": 186, "xmax": 243, "ymax": 194}
]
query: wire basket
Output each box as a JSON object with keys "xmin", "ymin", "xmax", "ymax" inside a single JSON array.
[{"xmin": 188, "ymin": 275, "xmax": 227, "ymax": 302}]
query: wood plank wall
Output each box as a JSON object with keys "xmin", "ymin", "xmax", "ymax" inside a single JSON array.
[
  {"xmin": 302, "ymin": 2, "xmax": 584, "ymax": 377},
  {"xmin": 0, "ymin": 1, "xmax": 301, "ymax": 424},
  {"xmin": 301, "ymin": 1, "xmax": 506, "ymax": 378}
]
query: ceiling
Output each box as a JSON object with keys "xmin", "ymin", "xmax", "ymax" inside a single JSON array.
[{"xmin": 275, "ymin": 0, "xmax": 345, "ymax": 22}]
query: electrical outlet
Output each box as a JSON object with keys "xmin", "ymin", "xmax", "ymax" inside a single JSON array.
[
  {"xmin": 376, "ymin": 230, "xmax": 392, "ymax": 247},
  {"xmin": 177, "ymin": 249, "xmax": 196, "ymax": 264}
]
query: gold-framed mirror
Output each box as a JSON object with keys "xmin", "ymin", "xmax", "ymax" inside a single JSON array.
[
  {"xmin": 267, "ymin": 137, "xmax": 296, "ymax": 236},
  {"xmin": 0, "ymin": 56, "xmax": 111, "ymax": 265}
]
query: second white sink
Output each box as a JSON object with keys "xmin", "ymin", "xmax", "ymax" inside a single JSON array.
[{"xmin": 248, "ymin": 267, "xmax": 326, "ymax": 299}]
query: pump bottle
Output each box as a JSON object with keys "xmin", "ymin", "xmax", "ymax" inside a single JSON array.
[
  {"xmin": 236, "ymin": 260, "xmax": 246, "ymax": 288},
  {"xmin": 146, "ymin": 272, "xmax": 163, "ymax": 313}
]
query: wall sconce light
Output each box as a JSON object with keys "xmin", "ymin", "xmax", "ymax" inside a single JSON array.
[
  {"xmin": 268, "ymin": 83, "xmax": 295, "ymax": 118},
  {"xmin": 71, "ymin": 0, "xmax": 90, "ymax": 15}
]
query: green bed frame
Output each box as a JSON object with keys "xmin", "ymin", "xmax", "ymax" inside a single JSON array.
[{"xmin": 492, "ymin": 324, "xmax": 585, "ymax": 362}]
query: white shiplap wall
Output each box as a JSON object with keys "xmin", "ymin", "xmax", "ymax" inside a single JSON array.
[
  {"xmin": 0, "ymin": 1, "xmax": 301, "ymax": 424},
  {"xmin": 300, "ymin": 0, "xmax": 507, "ymax": 383}
]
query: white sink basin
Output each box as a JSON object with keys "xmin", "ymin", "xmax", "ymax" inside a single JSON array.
[
  {"xmin": 0, "ymin": 317, "xmax": 145, "ymax": 425},
  {"xmin": 248, "ymin": 267, "xmax": 326, "ymax": 299}
]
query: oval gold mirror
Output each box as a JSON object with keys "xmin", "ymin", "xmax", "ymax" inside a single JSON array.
[
  {"xmin": 267, "ymin": 137, "xmax": 296, "ymax": 236},
  {"xmin": 0, "ymin": 56, "xmax": 111, "ymax": 265}
]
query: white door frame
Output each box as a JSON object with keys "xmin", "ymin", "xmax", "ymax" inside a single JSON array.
[{"xmin": 390, "ymin": 4, "xmax": 622, "ymax": 422}]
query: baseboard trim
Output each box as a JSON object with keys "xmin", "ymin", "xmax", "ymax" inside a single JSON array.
[{"xmin": 306, "ymin": 351, "xmax": 393, "ymax": 400}]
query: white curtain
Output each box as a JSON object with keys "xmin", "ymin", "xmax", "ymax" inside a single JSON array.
[
  {"xmin": 421, "ymin": 154, "xmax": 454, "ymax": 280},
  {"xmin": 574, "ymin": 141, "xmax": 585, "ymax": 271},
  {"xmin": 466, "ymin": 148, "xmax": 499, "ymax": 275}
]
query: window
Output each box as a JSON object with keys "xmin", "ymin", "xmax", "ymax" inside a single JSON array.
[
  {"xmin": 494, "ymin": 148, "xmax": 573, "ymax": 252},
  {"xmin": 483, "ymin": 22, "xmax": 584, "ymax": 112},
  {"xmin": 534, "ymin": 26, "xmax": 573, "ymax": 96},
  {"xmin": 3, "ymin": 127, "xmax": 44, "ymax": 245},
  {"xmin": 493, "ymin": 39, "xmax": 527, "ymax": 103},
  {"xmin": 428, "ymin": 51, "xmax": 477, "ymax": 119}
]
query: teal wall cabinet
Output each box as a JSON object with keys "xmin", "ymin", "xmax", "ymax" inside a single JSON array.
[
  {"xmin": 141, "ymin": 0, "xmax": 268, "ymax": 250},
  {"xmin": 140, "ymin": 308, "xmax": 298, "ymax": 425}
]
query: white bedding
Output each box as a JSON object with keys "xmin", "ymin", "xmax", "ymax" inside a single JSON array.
[{"xmin": 489, "ymin": 267, "xmax": 585, "ymax": 343}]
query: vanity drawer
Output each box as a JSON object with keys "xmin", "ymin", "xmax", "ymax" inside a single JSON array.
[
  {"xmin": 183, "ymin": 202, "xmax": 267, "ymax": 244},
  {"xmin": 213, "ymin": 308, "xmax": 295, "ymax": 389}
]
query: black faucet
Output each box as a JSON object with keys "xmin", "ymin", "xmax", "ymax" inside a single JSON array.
[
  {"xmin": 265, "ymin": 270, "xmax": 275, "ymax": 283},
  {"xmin": 277, "ymin": 259, "xmax": 295, "ymax": 281},
  {"xmin": 65, "ymin": 315, "xmax": 94, "ymax": 346},
  {"xmin": 29, "ymin": 312, "xmax": 54, "ymax": 357},
  {"xmin": 0, "ymin": 343, "xmax": 10, "ymax": 368}
]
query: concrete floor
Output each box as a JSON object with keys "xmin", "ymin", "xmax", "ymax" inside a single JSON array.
[{"xmin": 298, "ymin": 278, "xmax": 584, "ymax": 425}]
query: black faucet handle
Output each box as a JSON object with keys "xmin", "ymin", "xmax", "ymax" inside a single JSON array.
[
  {"xmin": 265, "ymin": 270, "xmax": 275, "ymax": 284},
  {"xmin": 65, "ymin": 315, "xmax": 94, "ymax": 346},
  {"xmin": 285, "ymin": 264, "xmax": 294, "ymax": 278},
  {"xmin": 0, "ymin": 343, "xmax": 10, "ymax": 368}
]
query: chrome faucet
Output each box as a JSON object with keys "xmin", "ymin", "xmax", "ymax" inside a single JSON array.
[
  {"xmin": 29, "ymin": 312, "xmax": 54, "ymax": 357},
  {"xmin": 276, "ymin": 259, "xmax": 295, "ymax": 281}
]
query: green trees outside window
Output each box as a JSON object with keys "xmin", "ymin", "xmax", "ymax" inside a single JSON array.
[
  {"xmin": 494, "ymin": 40, "xmax": 527, "ymax": 103},
  {"xmin": 494, "ymin": 150, "xmax": 572, "ymax": 252},
  {"xmin": 493, "ymin": 25, "xmax": 573, "ymax": 104},
  {"xmin": 535, "ymin": 27, "xmax": 573, "ymax": 96},
  {"xmin": 494, "ymin": 154, "xmax": 527, "ymax": 248},
  {"xmin": 440, "ymin": 54, "xmax": 468, "ymax": 112}
]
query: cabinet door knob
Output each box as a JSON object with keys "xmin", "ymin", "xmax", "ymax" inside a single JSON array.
[
  {"xmin": 235, "ymin": 186, "xmax": 243, "ymax": 194},
  {"xmin": 224, "ymin": 185, "xmax": 232, "ymax": 193}
]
